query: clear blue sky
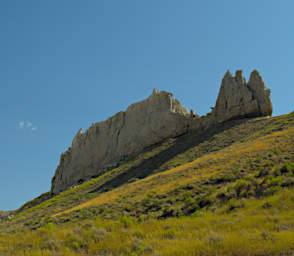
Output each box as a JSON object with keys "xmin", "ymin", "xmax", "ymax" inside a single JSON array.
[{"xmin": 0, "ymin": 0, "xmax": 293, "ymax": 211}]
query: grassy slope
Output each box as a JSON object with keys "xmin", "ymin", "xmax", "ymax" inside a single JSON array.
[
  {"xmin": 1, "ymin": 112, "xmax": 294, "ymax": 255},
  {"xmin": 2, "ymin": 189, "xmax": 294, "ymax": 256}
]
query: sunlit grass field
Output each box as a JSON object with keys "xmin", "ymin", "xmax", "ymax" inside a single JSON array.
[
  {"xmin": 2, "ymin": 189, "xmax": 294, "ymax": 255},
  {"xmin": 1, "ymin": 112, "xmax": 294, "ymax": 255}
]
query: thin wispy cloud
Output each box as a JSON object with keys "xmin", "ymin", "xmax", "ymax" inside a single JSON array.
[
  {"xmin": 18, "ymin": 121, "xmax": 38, "ymax": 131},
  {"xmin": 18, "ymin": 121, "xmax": 25, "ymax": 129}
]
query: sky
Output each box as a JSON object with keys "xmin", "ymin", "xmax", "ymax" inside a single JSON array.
[{"xmin": 0, "ymin": 0, "xmax": 293, "ymax": 211}]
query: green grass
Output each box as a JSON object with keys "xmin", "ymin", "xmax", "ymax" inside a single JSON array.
[
  {"xmin": 50, "ymin": 125, "xmax": 294, "ymax": 222},
  {"xmin": 2, "ymin": 188, "xmax": 294, "ymax": 255},
  {"xmin": 1, "ymin": 112, "xmax": 294, "ymax": 255}
]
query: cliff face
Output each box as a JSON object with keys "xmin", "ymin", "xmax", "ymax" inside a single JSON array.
[
  {"xmin": 51, "ymin": 89, "xmax": 192, "ymax": 194},
  {"xmin": 212, "ymin": 70, "xmax": 272, "ymax": 123},
  {"xmin": 51, "ymin": 70, "xmax": 272, "ymax": 194}
]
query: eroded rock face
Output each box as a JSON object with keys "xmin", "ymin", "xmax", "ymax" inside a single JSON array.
[
  {"xmin": 247, "ymin": 70, "xmax": 272, "ymax": 116},
  {"xmin": 51, "ymin": 70, "xmax": 272, "ymax": 194},
  {"xmin": 51, "ymin": 89, "xmax": 192, "ymax": 194},
  {"xmin": 212, "ymin": 70, "xmax": 272, "ymax": 123}
]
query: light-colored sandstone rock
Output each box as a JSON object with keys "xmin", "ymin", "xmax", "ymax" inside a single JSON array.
[
  {"xmin": 51, "ymin": 89, "xmax": 192, "ymax": 193},
  {"xmin": 213, "ymin": 70, "xmax": 257, "ymax": 122},
  {"xmin": 247, "ymin": 70, "xmax": 272, "ymax": 116},
  {"xmin": 212, "ymin": 70, "xmax": 272, "ymax": 123},
  {"xmin": 51, "ymin": 70, "xmax": 272, "ymax": 194}
]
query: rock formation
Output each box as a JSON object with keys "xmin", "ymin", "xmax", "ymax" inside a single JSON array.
[
  {"xmin": 212, "ymin": 70, "xmax": 272, "ymax": 123},
  {"xmin": 51, "ymin": 70, "xmax": 272, "ymax": 194},
  {"xmin": 51, "ymin": 89, "xmax": 192, "ymax": 193}
]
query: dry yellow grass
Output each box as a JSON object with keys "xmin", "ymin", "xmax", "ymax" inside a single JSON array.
[
  {"xmin": 2, "ymin": 188, "xmax": 294, "ymax": 256},
  {"xmin": 53, "ymin": 127, "xmax": 294, "ymax": 218},
  {"xmin": 2, "ymin": 114, "xmax": 294, "ymax": 255}
]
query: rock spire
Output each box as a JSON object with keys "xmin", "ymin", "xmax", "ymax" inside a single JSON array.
[{"xmin": 213, "ymin": 70, "xmax": 272, "ymax": 122}]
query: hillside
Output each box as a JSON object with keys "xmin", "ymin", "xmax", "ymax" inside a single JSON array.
[{"xmin": 1, "ymin": 111, "xmax": 294, "ymax": 255}]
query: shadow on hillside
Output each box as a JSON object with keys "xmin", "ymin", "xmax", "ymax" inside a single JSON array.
[{"xmin": 89, "ymin": 118, "xmax": 257, "ymax": 194}]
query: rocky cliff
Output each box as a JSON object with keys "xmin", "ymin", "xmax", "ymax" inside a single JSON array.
[
  {"xmin": 51, "ymin": 70, "xmax": 272, "ymax": 194},
  {"xmin": 51, "ymin": 89, "xmax": 192, "ymax": 193},
  {"xmin": 212, "ymin": 70, "xmax": 272, "ymax": 123}
]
